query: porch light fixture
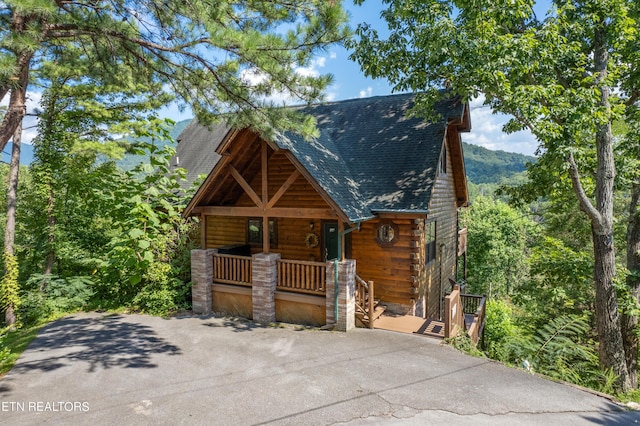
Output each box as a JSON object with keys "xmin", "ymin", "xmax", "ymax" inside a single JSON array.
[{"xmin": 309, "ymin": 221, "xmax": 314, "ymax": 230}]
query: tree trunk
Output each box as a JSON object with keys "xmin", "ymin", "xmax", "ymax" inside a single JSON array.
[
  {"xmin": 623, "ymin": 178, "xmax": 640, "ymax": 389},
  {"xmin": 4, "ymin": 122, "xmax": 21, "ymax": 256},
  {"xmin": 3, "ymin": 124, "xmax": 21, "ymax": 326},
  {"xmin": 593, "ymin": 230, "xmax": 631, "ymax": 391},
  {"xmin": 568, "ymin": 24, "xmax": 632, "ymax": 392},
  {"xmin": 0, "ymin": 10, "xmax": 33, "ymax": 153}
]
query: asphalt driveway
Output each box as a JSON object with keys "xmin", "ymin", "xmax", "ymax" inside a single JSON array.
[{"xmin": 0, "ymin": 312, "xmax": 638, "ymax": 425}]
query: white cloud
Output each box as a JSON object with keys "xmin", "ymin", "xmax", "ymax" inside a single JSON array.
[
  {"xmin": 294, "ymin": 56, "xmax": 328, "ymax": 78},
  {"xmin": 324, "ymin": 91, "xmax": 337, "ymax": 102},
  {"xmin": 294, "ymin": 66, "xmax": 319, "ymax": 78},
  {"xmin": 359, "ymin": 87, "xmax": 373, "ymax": 98},
  {"xmin": 238, "ymin": 54, "xmax": 336, "ymax": 106},
  {"xmin": 465, "ymin": 95, "xmax": 539, "ymax": 156},
  {"xmin": 240, "ymin": 68, "xmax": 269, "ymax": 86}
]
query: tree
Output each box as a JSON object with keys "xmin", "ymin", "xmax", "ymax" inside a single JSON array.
[
  {"xmin": 349, "ymin": 0, "xmax": 640, "ymax": 391},
  {"xmin": 462, "ymin": 196, "xmax": 538, "ymax": 298},
  {"xmin": 1, "ymin": 124, "xmax": 21, "ymax": 326},
  {"xmin": 0, "ymin": 0, "xmax": 350, "ymax": 151}
]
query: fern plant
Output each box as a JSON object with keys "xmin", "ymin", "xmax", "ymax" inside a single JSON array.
[{"xmin": 505, "ymin": 315, "xmax": 615, "ymax": 393}]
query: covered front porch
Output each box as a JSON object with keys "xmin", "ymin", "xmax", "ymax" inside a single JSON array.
[
  {"xmin": 192, "ymin": 250, "xmax": 485, "ymax": 344},
  {"xmin": 191, "ymin": 249, "xmax": 358, "ymax": 331}
]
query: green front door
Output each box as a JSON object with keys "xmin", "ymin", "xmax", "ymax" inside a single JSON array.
[{"xmin": 323, "ymin": 222, "xmax": 339, "ymax": 261}]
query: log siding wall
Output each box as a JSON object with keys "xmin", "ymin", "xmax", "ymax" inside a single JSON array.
[
  {"xmin": 417, "ymin": 132, "xmax": 459, "ymax": 320},
  {"xmin": 350, "ymin": 218, "xmax": 415, "ymax": 314}
]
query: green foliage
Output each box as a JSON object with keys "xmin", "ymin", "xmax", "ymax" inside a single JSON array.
[
  {"xmin": 0, "ymin": 343, "xmax": 9, "ymax": 367},
  {"xmin": 445, "ymin": 331, "xmax": 484, "ymax": 358},
  {"xmin": 514, "ymin": 237, "xmax": 594, "ymax": 331},
  {"xmin": 19, "ymin": 274, "xmax": 93, "ymax": 326},
  {"xmin": 484, "ymin": 299, "xmax": 520, "ymax": 361},
  {"xmin": 116, "ymin": 119, "xmax": 192, "ymax": 171},
  {"xmin": 483, "ymin": 300, "xmax": 616, "ymax": 393},
  {"xmin": 513, "ymin": 315, "xmax": 616, "ymax": 393},
  {"xmin": 93, "ymin": 143, "xmax": 197, "ymax": 314},
  {"xmin": 0, "ymin": 0, "xmax": 350, "ymax": 149},
  {"xmin": 0, "ymin": 324, "xmax": 44, "ymax": 376},
  {"xmin": 462, "ymin": 196, "xmax": 539, "ymax": 297},
  {"xmin": 463, "ymin": 143, "xmax": 534, "ymax": 185},
  {"xmin": 0, "ymin": 251, "xmax": 20, "ymax": 321}
]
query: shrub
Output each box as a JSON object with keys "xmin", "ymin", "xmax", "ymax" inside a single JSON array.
[
  {"xmin": 484, "ymin": 299, "xmax": 519, "ymax": 361},
  {"xmin": 19, "ymin": 274, "xmax": 94, "ymax": 325}
]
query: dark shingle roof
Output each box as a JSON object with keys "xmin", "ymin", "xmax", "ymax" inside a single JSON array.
[
  {"xmin": 272, "ymin": 93, "xmax": 465, "ymax": 221},
  {"xmin": 172, "ymin": 120, "xmax": 229, "ymax": 190},
  {"xmin": 180, "ymin": 93, "xmax": 466, "ymax": 222}
]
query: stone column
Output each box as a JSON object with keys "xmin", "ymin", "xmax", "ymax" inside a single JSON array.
[
  {"xmin": 252, "ymin": 252, "xmax": 280, "ymax": 323},
  {"xmin": 191, "ymin": 249, "xmax": 216, "ymax": 314},
  {"xmin": 326, "ymin": 259, "xmax": 356, "ymax": 332}
]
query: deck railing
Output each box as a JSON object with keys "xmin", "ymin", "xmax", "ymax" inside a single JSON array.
[
  {"xmin": 444, "ymin": 285, "xmax": 465, "ymax": 338},
  {"xmin": 461, "ymin": 294, "xmax": 486, "ymax": 346},
  {"xmin": 461, "ymin": 294, "xmax": 484, "ymax": 315},
  {"xmin": 276, "ymin": 259, "xmax": 326, "ymax": 295},
  {"xmin": 355, "ymin": 275, "xmax": 376, "ymax": 329},
  {"xmin": 212, "ymin": 253, "xmax": 252, "ymax": 287}
]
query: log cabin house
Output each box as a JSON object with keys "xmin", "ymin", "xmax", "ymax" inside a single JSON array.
[{"xmin": 182, "ymin": 93, "xmax": 479, "ymax": 337}]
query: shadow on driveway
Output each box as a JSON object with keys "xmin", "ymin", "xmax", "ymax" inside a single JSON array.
[{"xmin": 4, "ymin": 313, "xmax": 181, "ymax": 381}]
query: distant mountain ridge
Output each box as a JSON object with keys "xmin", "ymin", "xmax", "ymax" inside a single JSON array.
[
  {"xmin": 462, "ymin": 142, "xmax": 535, "ymax": 184},
  {"xmin": 6, "ymin": 119, "xmax": 535, "ymax": 187}
]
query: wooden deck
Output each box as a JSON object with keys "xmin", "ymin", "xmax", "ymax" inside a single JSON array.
[{"xmin": 373, "ymin": 313, "xmax": 445, "ymax": 339}]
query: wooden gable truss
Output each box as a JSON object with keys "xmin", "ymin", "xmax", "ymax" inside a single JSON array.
[{"xmin": 185, "ymin": 129, "xmax": 349, "ymax": 252}]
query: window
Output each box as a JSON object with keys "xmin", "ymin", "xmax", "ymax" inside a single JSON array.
[
  {"xmin": 425, "ymin": 220, "xmax": 436, "ymax": 264},
  {"xmin": 247, "ymin": 218, "xmax": 277, "ymax": 246},
  {"xmin": 375, "ymin": 221, "xmax": 399, "ymax": 247}
]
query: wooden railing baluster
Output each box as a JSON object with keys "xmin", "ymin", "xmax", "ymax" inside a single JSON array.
[
  {"xmin": 212, "ymin": 253, "xmax": 252, "ymax": 287},
  {"xmin": 276, "ymin": 259, "xmax": 326, "ymax": 295}
]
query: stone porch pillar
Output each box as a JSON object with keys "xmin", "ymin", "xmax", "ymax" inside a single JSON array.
[
  {"xmin": 326, "ymin": 259, "xmax": 356, "ymax": 332},
  {"xmin": 252, "ymin": 252, "xmax": 281, "ymax": 323},
  {"xmin": 191, "ymin": 249, "xmax": 216, "ymax": 314}
]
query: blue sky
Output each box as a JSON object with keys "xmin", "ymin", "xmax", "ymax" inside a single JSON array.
[
  {"xmin": 162, "ymin": 0, "xmax": 539, "ymax": 156},
  {"xmin": 7, "ymin": 0, "xmax": 540, "ymax": 158}
]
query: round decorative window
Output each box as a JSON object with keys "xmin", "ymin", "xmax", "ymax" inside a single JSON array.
[{"xmin": 376, "ymin": 221, "xmax": 399, "ymax": 247}]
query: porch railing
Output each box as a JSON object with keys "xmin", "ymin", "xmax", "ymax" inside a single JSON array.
[
  {"xmin": 461, "ymin": 294, "xmax": 486, "ymax": 346},
  {"xmin": 212, "ymin": 253, "xmax": 252, "ymax": 287},
  {"xmin": 276, "ymin": 259, "xmax": 326, "ymax": 295},
  {"xmin": 355, "ymin": 275, "xmax": 376, "ymax": 329}
]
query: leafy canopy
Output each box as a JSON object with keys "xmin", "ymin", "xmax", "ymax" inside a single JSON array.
[
  {"xmin": 0, "ymin": 0, "xmax": 350, "ymax": 150},
  {"xmin": 349, "ymin": 0, "xmax": 639, "ymax": 150}
]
